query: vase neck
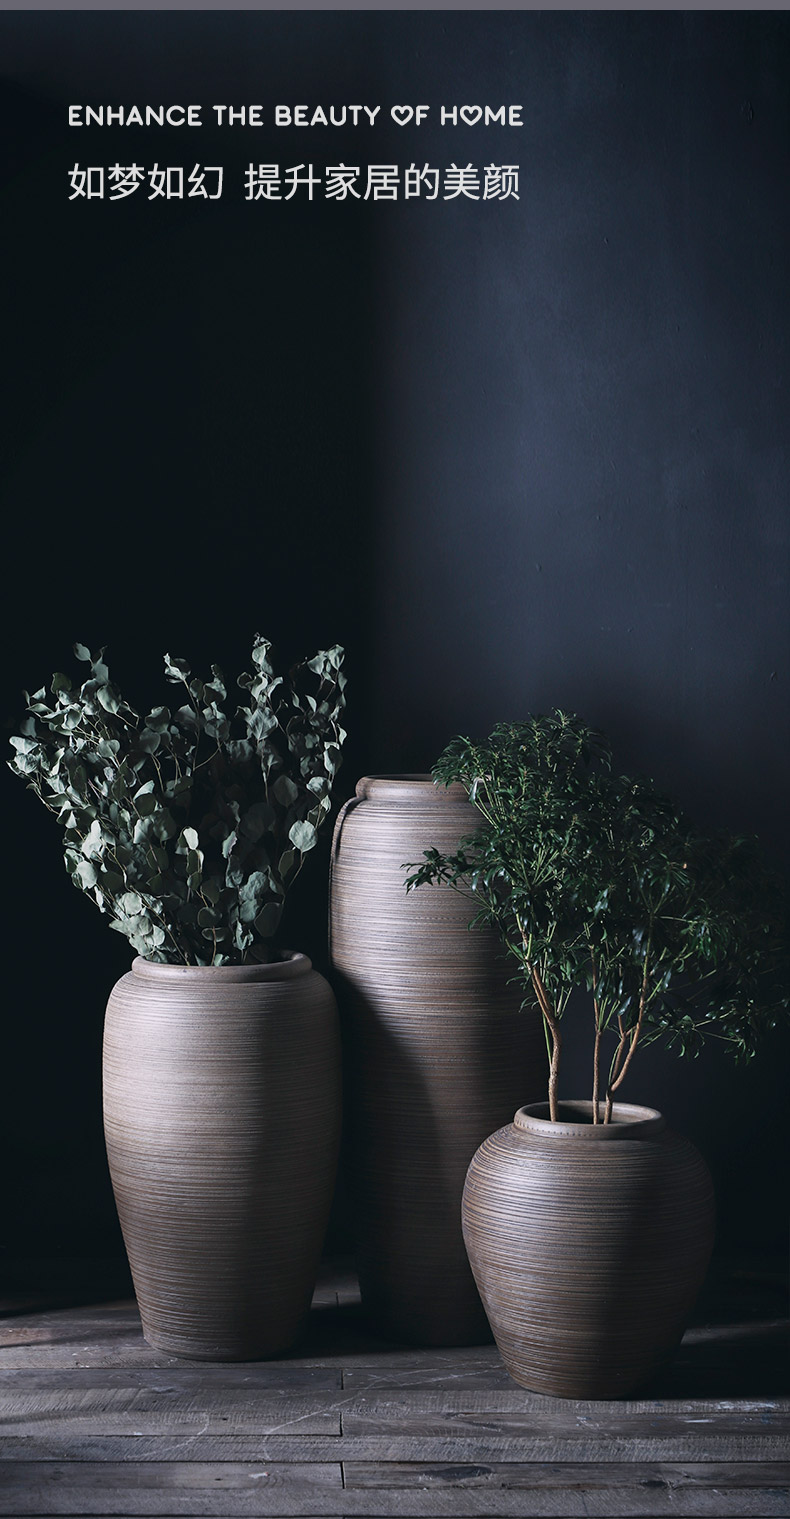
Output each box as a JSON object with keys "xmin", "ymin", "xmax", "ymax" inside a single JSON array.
[
  {"xmin": 131, "ymin": 952, "xmax": 312, "ymax": 983},
  {"xmin": 514, "ymin": 1101, "xmax": 666, "ymax": 1139}
]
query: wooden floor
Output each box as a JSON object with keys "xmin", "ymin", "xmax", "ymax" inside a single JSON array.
[{"xmin": 0, "ymin": 1257, "xmax": 788, "ymax": 1518}]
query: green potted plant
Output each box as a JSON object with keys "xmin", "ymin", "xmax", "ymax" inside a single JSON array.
[
  {"xmin": 9, "ymin": 635, "xmax": 347, "ymax": 1360},
  {"xmin": 407, "ymin": 712, "xmax": 788, "ymax": 1396}
]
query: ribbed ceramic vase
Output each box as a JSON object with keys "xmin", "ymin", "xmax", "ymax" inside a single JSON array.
[
  {"xmin": 329, "ymin": 775, "xmax": 544, "ymax": 1346},
  {"xmin": 103, "ymin": 953, "xmax": 341, "ymax": 1360},
  {"xmin": 462, "ymin": 1100, "xmax": 715, "ymax": 1398}
]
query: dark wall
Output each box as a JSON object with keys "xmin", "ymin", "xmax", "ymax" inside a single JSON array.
[{"xmin": 1, "ymin": 12, "xmax": 787, "ymax": 1267}]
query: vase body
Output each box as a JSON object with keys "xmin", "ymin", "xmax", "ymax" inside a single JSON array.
[
  {"xmin": 462, "ymin": 1101, "xmax": 715, "ymax": 1397},
  {"xmin": 103, "ymin": 953, "xmax": 341, "ymax": 1360},
  {"xmin": 330, "ymin": 775, "xmax": 544, "ymax": 1345}
]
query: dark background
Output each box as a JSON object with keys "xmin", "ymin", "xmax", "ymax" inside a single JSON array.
[{"xmin": 1, "ymin": 11, "xmax": 787, "ymax": 1272}]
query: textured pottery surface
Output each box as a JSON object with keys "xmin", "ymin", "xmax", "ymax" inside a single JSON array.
[
  {"xmin": 329, "ymin": 774, "xmax": 545, "ymax": 1346},
  {"xmin": 462, "ymin": 1100, "xmax": 715, "ymax": 1398},
  {"xmin": 103, "ymin": 954, "xmax": 341, "ymax": 1360}
]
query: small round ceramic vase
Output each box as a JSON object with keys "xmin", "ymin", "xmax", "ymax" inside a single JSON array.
[{"xmin": 462, "ymin": 1100, "xmax": 715, "ymax": 1398}]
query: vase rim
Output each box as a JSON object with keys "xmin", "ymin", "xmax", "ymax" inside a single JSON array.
[
  {"xmin": 355, "ymin": 774, "xmax": 470, "ymax": 802},
  {"xmin": 131, "ymin": 950, "xmax": 311, "ymax": 983},
  {"xmin": 514, "ymin": 1100, "xmax": 666, "ymax": 1139}
]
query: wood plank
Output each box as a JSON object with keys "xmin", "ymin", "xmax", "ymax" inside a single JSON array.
[
  {"xmin": 339, "ymin": 1327, "xmax": 790, "ymax": 1391},
  {"xmin": 0, "ymin": 1463, "xmax": 787, "ymax": 1517},
  {"xmin": 0, "ymin": 1367, "xmax": 342, "ymax": 1392},
  {"xmin": 1, "ymin": 1447, "xmax": 787, "ymax": 1485},
  {"xmin": 338, "ymin": 1330, "xmax": 790, "ymax": 1391},
  {"xmin": 1, "ymin": 1382, "xmax": 787, "ymax": 1452},
  {"xmin": 340, "ymin": 1390, "xmax": 790, "ymax": 1426},
  {"xmin": 341, "ymin": 1351, "xmax": 513, "ymax": 1391},
  {"xmin": 14, "ymin": 1501, "xmax": 784, "ymax": 1518},
  {"xmin": 342, "ymin": 1491, "xmax": 788, "ymax": 1517},
  {"xmin": 16, "ymin": 1506, "xmax": 787, "ymax": 1519},
  {"xmin": 3, "ymin": 1319, "xmax": 784, "ymax": 1384},
  {"xmin": 4, "ymin": 1327, "xmax": 785, "ymax": 1387},
  {"xmin": 0, "ymin": 1412, "xmax": 340, "ymax": 1438},
  {"xmin": 0, "ymin": 1387, "xmax": 342, "ymax": 1437},
  {"xmin": 0, "ymin": 1318, "xmax": 355, "ymax": 1366},
  {"xmin": 0, "ymin": 1305, "xmax": 145, "ymax": 1343},
  {"xmin": 0, "ymin": 1461, "xmax": 343, "ymax": 1517},
  {"xmin": 5, "ymin": 1372, "xmax": 782, "ymax": 1409},
  {"xmin": 2, "ymin": 1380, "xmax": 786, "ymax": 1430},
  {"xmin": 0, "ymin": 1301, "xmax": 366, "ymax": 1371},
  {"xmin": 334, "ymin": 1493, "xmax": 790, "ymax": 1518},
  {"xmin": 344, "ymin": 1459, "xmax": 790, "ymax": 1489},
  {"xmin": 2, "ymin": 1433, "xmax": 788, "ymax": 1463}
]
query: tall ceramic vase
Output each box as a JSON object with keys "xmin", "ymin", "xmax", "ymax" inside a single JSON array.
[
  {"xmin": 330, "ymin": 775, "xmax": 544, "ymax": 1345},
  {"xmin": 103, "ymin": 953, "xmax": 341, "ymax": 1360},
  {"xmin": 462, "ymin": 1101, "xmax": 715, "ymax": 1397}
]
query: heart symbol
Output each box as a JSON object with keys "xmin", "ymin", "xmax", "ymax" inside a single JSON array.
[
  {"xmin": 460, "ymin": 105, "xmax": 482, "ymax": 126},
  {"xmin": 391, "ymin": 105, "xmax": 413, "ymax": 126}
]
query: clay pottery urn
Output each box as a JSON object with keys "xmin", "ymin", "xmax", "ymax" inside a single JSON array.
[
  {"xmin": 329, "ymin": 774, "xmax": 545, "ymax": 1346},
  {"xmin": 103, "ymin": 953, "xmax": 341, "ymax": 1360},
  {"xmin": 462, "ymin": 1100, "xmax": 715, "ymax": 1397}
]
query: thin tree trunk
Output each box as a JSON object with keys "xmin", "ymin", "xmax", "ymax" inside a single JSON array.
[
  {"xmin": 604, "ymin": 1026, "xmax": 626, "ymax": 1123},
  {"xmin": 592, "ymin": 1026, "xmax": 602, "ymax": 1122},
  {"xmin": 605, "ymin": 939, "xmax": 652, "ymax": 1122},
  {"xmin": 531, "ymin": 965, "xmax": 562, "ymax": 1123},
  {"xmin": 608, "ymin": 1015, "xmax": 643, "ymax": 1103},
  {"xmin": 591, "ymin": 953, "xmax": 601, "ymax": 1123},
  {"xmin": 548, "ymin": 1025, "xmax": 562, "ymax": 1123}
]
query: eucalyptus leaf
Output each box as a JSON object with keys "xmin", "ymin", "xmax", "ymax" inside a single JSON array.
[
  {"xmin": 238, "ymin": 870, "xmax": 268, "ymax": 923},
  {"xmin": 239, "ymin": 800, "xmax": 269, "ymax": 838},
  {"xmin": 273, "ymin": 774, "xmax": 300, "ymax": 807},
  {"xmin": 97, "ymin": 686, "xmax": 120, "ymax": 714},
  {"xmin": 288, "ymin": 819, "xmax": 317, "ymax": 853},
  {"xmin": 164, "ymin": 654, "xmax": 191, "ymax": 682},
  {"xmin": 117, "ymin": 891, "xmax": 144, "ymax": 916},
  {"xmin": 278, "ymin": 847, "xmax": 297, "ymax": 881},
  {"xmin": 254, "ymin": 901, "xmax": 282, "ymax": 938},
  {"xmin": 75, "ymin": 859, "xmax": 99, "ymax": 888}
]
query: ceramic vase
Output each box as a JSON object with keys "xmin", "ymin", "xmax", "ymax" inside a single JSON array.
[
  {"xmin": 330, "ymin": 774, "xmax": 544, "ymax": 1345},
  {"xmin": 103, "ymin": 953, "xmax": 341, "ymax": 1360},
  {"xmin": 462, "ymin": 1100, "xmax": 715, "ymax": 1397}
]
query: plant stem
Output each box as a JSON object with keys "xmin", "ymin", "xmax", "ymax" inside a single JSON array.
[
  {"xmin": 591, "ymin": 949, "xmax": 601, "ymax": 1123},
  {"xmin": 530, "ymin": 962, "xmax": 562, "ymax": 1122},
  {"xmin": 540, "ymin": 1010, "xmax": 553, "ymax": 1069},
  {"xmin": 516, "ymin": 913, "xmax": 558, "ymax": 1110},
  {"xmin": 548, "ymin": 1029, "xmax": 561, "ymax": 1124},
  {"xmin": 604, "ymin": 1023, "xmax": 628, "ymax": 1123},
  {"xmin": 605, "ymin": 931, "xmax": 652, "ymax": 1121}
]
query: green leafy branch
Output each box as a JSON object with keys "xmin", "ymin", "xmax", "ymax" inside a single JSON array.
[{"xmin": 407, "ymin": 713, "xmax": 788, "ymax": 1122}]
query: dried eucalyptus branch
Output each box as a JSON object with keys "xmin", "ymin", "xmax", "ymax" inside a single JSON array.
[{"xmin": 9, "ymin": 637, "xmax": 346, "ymax": 965}]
